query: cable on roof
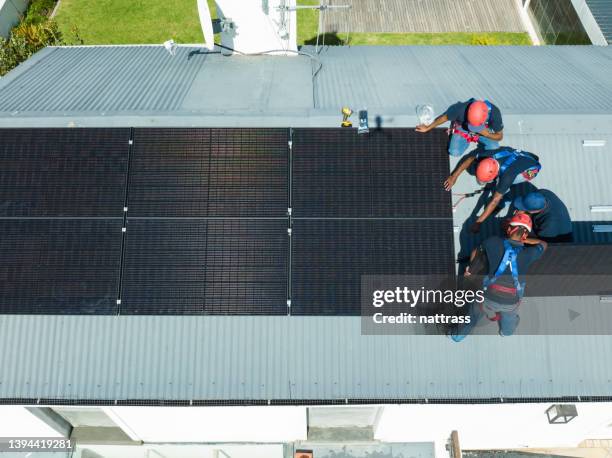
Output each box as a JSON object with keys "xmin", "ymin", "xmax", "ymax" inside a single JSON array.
[{"xmin": 213, "ymin": 43, "xmax": 323, "ymax": 108}]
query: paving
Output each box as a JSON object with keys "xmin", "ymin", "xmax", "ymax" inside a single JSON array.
[{"xmin": 323, "ymin": 0, "xmax": 525, "ymax": 34}]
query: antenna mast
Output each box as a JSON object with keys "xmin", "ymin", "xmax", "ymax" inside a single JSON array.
[{"xmin": 278, "ymin": 0, "xmax": 352, "ymax": 53}]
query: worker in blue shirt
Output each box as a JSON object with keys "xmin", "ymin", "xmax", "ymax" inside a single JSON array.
[
  {"xmin": 444, "ymin": 146, "xmax": 542, "ymax": 233},
  {"xmin": 452, "ymin": 213, "xmax": 547, "ymax": 341},
  {"xmin": 513, "ymin": 190, "xmax": 573, "ymax": 243},
  {"xmin": 416, "ymin": 99, "xmax": 504, "ymax": 156}
]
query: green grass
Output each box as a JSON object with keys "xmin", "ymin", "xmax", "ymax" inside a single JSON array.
[
  {"xmin": 55, "ymin": 0, "xmax": 530, "ymax": 46},
  {"xmin": 55, "ymin": 0, "xmax": 216, "ymax": 44},
  {"xmin": 296, "ymin": 0, "xmax": 320, "ymax": 45},
  {"xmin": 342, "ymin": 32, "xmax": 532, "ymax": 46}
]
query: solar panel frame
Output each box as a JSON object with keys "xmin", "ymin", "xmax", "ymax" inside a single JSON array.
[
  {"xmin": 120, "ymin": 218, "xmax": 289, "ymax": 315},
  {"xmin": 291, "ymin": 128, "xmax": 451, "ymax": 218},
  {"xmin": 290, "ymin": 219, "xmax": 456, "ymax": 315},
  {"xmin": 0, "ymin": 219, "xmax": 123, "ymax": 314},
  {"xmin": 128, "ymin": 128, "xmax": 289, "ymax": 218},
  {"xmin": 0, "ymin": 128, "xmax": 130, "ymax": 218}
]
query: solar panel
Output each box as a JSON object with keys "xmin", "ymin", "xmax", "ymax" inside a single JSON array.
[
  {"xmin": 525, "ymin": 244, "xmax": 612, "ymax": 297},
  {"xmin": 0, "ymin": 128, "xmax": 130, "ymax": 217},
  {"xmin": 0, "ymin": 219, "xmax": 122, "ymax": 314},
  {"xmin": 0, "ymin": 127, "xmax": 460, "ymax": 317},
  {"xmin": 128, "ymin": 128, "xmax": 289, "ymax": 217},
  {"xmin": 291, "ymin": 219, "xmax": 456, "ymax": 315},
  {"xmin": 121, "ymin": 219, "xmax": 289, "ymax": 314},
  {"xmin": 292, "ymin": 128, "xmax": 451, "ymax": 218}
]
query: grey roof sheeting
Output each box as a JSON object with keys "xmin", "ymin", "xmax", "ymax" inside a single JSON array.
[
  {"xmin": 1, "ymin": 45, "xmax": 612, "ymax": 127},
  {"xmin": 311, "ymin": 45, "xmax": 612, "ymax": 114},
  {"xmin": 1, "ymin": 45, "xmax": 612, "ymax": 403},
  {"xmin": 586, "ymin": 0, "xmax": 612, "ymax": 44},
  {"xmin": 1, "ymin": 314, "xmax": 612, "ymax": 402}
]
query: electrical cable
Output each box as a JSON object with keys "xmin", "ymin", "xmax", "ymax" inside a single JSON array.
[
  {"xmin": 452, "ymin": 187, "xmax": 486, "ymax": 210},
  {"xmin": 213, "ymin": 43, "xmax": 324, "ymax": 108}
]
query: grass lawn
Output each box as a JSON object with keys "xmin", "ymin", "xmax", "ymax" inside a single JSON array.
[
  {"xmin": 55, "ymin": 0, "xmax": 214, "ymax": 44},
  {"xmin": 55, "ymin": 0, "xmax": 530, "ymax": 46},
  {"xmin": 344, "ymin": 32, "xmax": 531, "ymax": 46}
]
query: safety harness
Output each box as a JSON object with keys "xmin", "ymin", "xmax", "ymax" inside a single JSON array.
[
  {"xmin": 452, "ymin": 99, "xmax": 493, "ymax": 143},
  {"xmin": 492, "ymin": 148, "xmax": 542, "ymax": 180},
  {"xmin": 482, "ymin": 240, "xmax": 525, "ymax": 300}
]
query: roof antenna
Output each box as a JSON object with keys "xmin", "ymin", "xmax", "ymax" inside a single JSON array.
[{"xmin": 279, "ymin": 0, "xmax": 351, "ymax": 53}]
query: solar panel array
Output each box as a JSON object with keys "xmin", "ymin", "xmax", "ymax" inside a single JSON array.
[{"xmin": 0, "ymin": 127, "xmax": 455, "ymax": 315}]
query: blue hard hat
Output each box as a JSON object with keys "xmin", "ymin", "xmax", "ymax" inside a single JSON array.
[{"xmin": 514, "ymin": 192, "xmax": 546, "ymax": 212}]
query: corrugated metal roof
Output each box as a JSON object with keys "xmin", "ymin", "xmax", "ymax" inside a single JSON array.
[
  {"xmin": 1, "ymin": 45, "xmax": 612, "ymax": 124},
  {"xmin": 1, "ymin": 314, "xmax": 612, "ymax": 402},
  {"xmin": 586, "ymin": 0, "xmax": 612, "ymax": 43},
  {"xmin": 310, "ymin": 46, "xmax": 612, "ymax": 113},
  {"xmin": 0, "ymin": 46, "xmax": 313, "ymax": 118},
  {"xmin": 1, "ymin": 45, "xmax": 612, "ymax": 403}
]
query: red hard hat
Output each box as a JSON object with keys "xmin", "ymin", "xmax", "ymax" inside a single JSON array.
[
  {"xmin": 475, "ymin": 158, "xmax": 500, "ymax": 183},
  {"xmin": 508, "ymin": 212, "xmax": 533, "ymax": 233},
  {"xmin": 467, "ymin": 100, "xmax": 489, "ymax": 127}
]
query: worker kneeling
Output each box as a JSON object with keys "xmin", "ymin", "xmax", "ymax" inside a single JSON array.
[
  {"xmin": 444, "ymin": 146, "xmax": 542, "ymax": 233},
  {"xmin": 512, "ymin": 190, "xmax": 573, "ymax": 243},
  {"xmin": 416, "ymin": 98, "xmax": 504, "ymax": 157},
  {"xmin": 451, "ymin": 213, "xmax": 547, "ymax": 342}
]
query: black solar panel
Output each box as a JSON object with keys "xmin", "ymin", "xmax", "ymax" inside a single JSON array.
[
  {"xmin": 128, "ymin": 128, "xmax": 288, "ymax": 217},
  {"xmin": 292, "ymin": 128, "xmax": 451, "ymax": 218},
  {"xmin": 291, "ymin": 219, "xmax": 456, "ymax": 315},
  {"xmin": 0, "ymin": 129, "xmax": 130, "ymax": 217},
  {"xmin": 0, "ymin": 127, "xmax": 460, "ymax": 316},
  {"xmin": 0, "ymin": 219, "xmax": 122, "ymax": 314},
  {"xmin": 121, "ymin": 219, "xmax": 288, "ymax": 314},
  {"xmin": 525, "ymin": 244, "xmax": 612, "ymax": 297}
]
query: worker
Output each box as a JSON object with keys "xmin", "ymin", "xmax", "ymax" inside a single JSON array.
[
  {"xmin": 416, "ymin": 99, "xmax": 504, "ymax": 157},
  {"xmin": 444, "ymin": 146, "xmax": 542, "ymax": 233},
  {"xmin": 451, "ymin": 213, "xmax": 547, "ymax": 341},
  {"xmin": 512, "ymin": 190, "xmax": 573, "ymax": 242}
]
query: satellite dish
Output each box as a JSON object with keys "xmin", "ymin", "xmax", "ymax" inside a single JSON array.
[{"xmin": 197, "ymin": 0, "xmax": 215, "ymax": 50}]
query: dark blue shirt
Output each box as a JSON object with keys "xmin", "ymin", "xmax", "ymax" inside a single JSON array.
[
  {"xmin": 445, "ymin": 100, "xmax": 504, "ymax": 133},
  {"xmin": 481, "ymin": 236, "xmax": 545, "ymax": 304},
  {"xmin": 530, "ymin": 189, "xmax": 573, "ymax": 237},
  {"xmin": 475, "ymin": 147, "xmax": 540, "ymax": 195}
]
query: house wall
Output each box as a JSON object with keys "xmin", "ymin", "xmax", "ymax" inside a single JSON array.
[{"xmin": 0, "ymin": 0, "xmax": 28, "ymax": 38}]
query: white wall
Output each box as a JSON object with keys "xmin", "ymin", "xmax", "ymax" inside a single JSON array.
[
  {"xmin": 74, "ymin": 443, "xmax": 284, "ymax": 458},
  {"xmin": 375, "ymin": 403, "xmax": 612, "ymax": 457},
  {"xmin": 0, "ymin": 0, "xmax": 28, "ymax": 38},
  {"xmin": 214, "ymin": 0, "xmax": 297, "ymax": 54},
  {"xmin": 0, "ymin": 406, "xmax": 64, "ymax": 437},
  {"xmin": 106, "ymin": 406, "xmax": 307, "ymax": 443}
]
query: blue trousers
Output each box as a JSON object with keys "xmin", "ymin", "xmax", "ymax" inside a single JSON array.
[
  {"xmin": 454, "ymin": 299, "xmax": 520, "ymax": 339},
  {"xmin": 449, "ymin": 127, "xmax": 499, "ymax": 157}
]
